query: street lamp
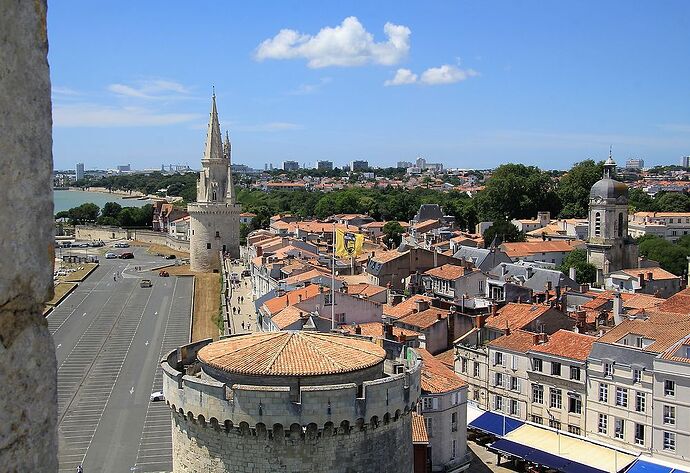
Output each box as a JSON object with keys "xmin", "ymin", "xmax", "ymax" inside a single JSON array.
[{"xmin": 547, "ymin": 410, "xmax": 561, "ymax": 456}]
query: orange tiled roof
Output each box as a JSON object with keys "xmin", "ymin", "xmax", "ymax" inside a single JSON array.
[
  {"xmin": 434, "ymin": 349, "xmax": 456, "ymax": 369},
  {"xmin": 411, "ymin": 412, "xmax": 429, "ymax": 444},
  {"xmin": 624, "ymin": 293, "xmax": 665, "ymax": 310},
  {"xmin": 657, "ymin": 287, "xmax": 690, "ymax": 314},
  {"xmin": 500, "ymin": 240, "xmax": 584, "ymax": 258},
  {"xmin": 485, "ymin": 303, "xmax": 552, "ymax": 331},
  {"xmin": 424, "ymin": 264, "xmax": 471, "ymax": 280},
  {"xmin": 271, "ymin": 306, "xmax": 308, "ymax": 330},
  {"xmin": 198, "ymin": 332, "xmax": 386, "ymax": 376},
  {"xmin": 371, "ymin": 250, "xmax": 406, "ymax": 264},
  {"xmin": 342, "ymin": 322, "xmax": 422, "ymax": 340},
  {"xmin": 488, "ymin": 330, "xmax": 537, "ymax": 353},
  {"xmin": 383, "ymin": 295, "xmax": 434, "ymax": 319},
  {"xmin": 412, "ymin": 219, "xmax": 440, "ymax": 231},
  {"xmin": 282, "ymin": 268, "xmax": 330, "ymax": 285},
  {"xmin": 417, "ymin": 348, "xmax": 466, "ymax": 394},
  {"xmin": 398, "ymin": 307, "xmax": 448, "ymax": 330},
  {"xmin": 598, "ymin": 310, "xmax": 690, "ymax": 354},
  {"xmin": 262, "ymin": 285, "xmax": 322, "ymax": 315},
  {"xmin": 619, "ymin": 267, "xmax": 679, "ymax": 281},
  {"xmin": 530, "ymin": 329, "xmax": 597, "ymax": 361},
  {"xmin": 347, "ymin": 283, "xmax": 387, "ymax": 298}
]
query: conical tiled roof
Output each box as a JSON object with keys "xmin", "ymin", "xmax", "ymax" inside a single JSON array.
[
  {"xmin": 203, "ymin": 94, "xmax": 223, "ymax": 161},
  {"xmin": 198, "ymin": 331, "xmax": 386, "ymax": 377}
]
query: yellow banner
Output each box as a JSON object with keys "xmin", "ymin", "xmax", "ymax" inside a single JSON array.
[{"xmin": 335, "ymin": 229, "xmax": 364, "ymax": 258}]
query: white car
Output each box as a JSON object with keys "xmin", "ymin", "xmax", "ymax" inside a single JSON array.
[
  {"xmin": 114, "ymin": 242, "xmax": 130, "ymax": 248},
  {"xmin": 150, "ymin": 391, "xmax": 165, "ymax": 402},
  {"xmin": 105, "ymin": 252, "xmax": 118, "ymax": 259}
]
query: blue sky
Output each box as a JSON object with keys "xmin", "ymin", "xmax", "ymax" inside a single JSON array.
[{"xmin": 49, "ymin": 1, "xmax": 690, "ymax": 171}]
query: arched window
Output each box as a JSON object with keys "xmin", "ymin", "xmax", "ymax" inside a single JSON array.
[
  {"xmin": 212, "ymin": 190, "xmax": 217, "ymax": 201},
  {"xmin": 618, "ymin": 213, "xmax": 624, "ymax": 238},
  {"xmin": 594, "ymin": 212, "xmax": 601, "ymax": 236}
]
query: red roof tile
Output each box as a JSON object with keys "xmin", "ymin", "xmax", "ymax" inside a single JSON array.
[
  {"xmin": 411, "ymin": 412, "xmax": 429, "ymax": 444},
  {"xmin": 383, "ymin": 295, "xmax": 434, "ymax": 320},
  {"xmin": 417, "ymin": 348, "xmax": 467, "ymax": 394},
  {"xmin": 397, "ymin": 307, "xmax": 448, "ymax": 330},
  {"xmin": 488, "ymin": 330, "xmax": 537, "ymax": 353},
  {"xmin": 485, "ymin": 303, "xmax": 552, "ymax": 331},
  {"xmin": 530, "ymin": 329, "xmax": 597, "ymax": 361},
  {"xmin": 424, "ymin": 264, "xmax": 472, "ymax": 280}
]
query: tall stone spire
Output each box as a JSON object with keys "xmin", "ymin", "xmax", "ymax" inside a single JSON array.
[
  {"xmin": 203, "ymin": 93, "xmax": 223, "ymax": 161},
  {"xmin": 225, "ymin": 130, "xmax": 236, "ymax": 204}
]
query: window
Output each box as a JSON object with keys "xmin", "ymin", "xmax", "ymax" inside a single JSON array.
[
  {"xmin": 599, "ymin": 383, "xmax": 608, "ymax": 403},
  {"xmin": 550, "ymin": 388, "xmax": 562, "ymax": 409},
  {"xmin": 663, "ymin": 431, "xmax": 676, "ymax": 451},
  {"xmin": 595, "ymin": 212, "xmax": 601, "ymax": 236},
  {"xmin": 324, "ymin": 293, "xmax": 333, "ymax": 305},
  {"xmin": 451, "ymin": 392, "xmax": 458, "ymax": 405},
  {"xmin": 494, "ymin": 395, "xmax": 503, "ymax": 411},
  {"xmin": 614, "ymin": 418, "xmax": 625, "ymax": 439},
  {"xmin": 615, "ymin": 387, "xmax": 628, "ymax": 408},
  {"xmin": 206, "ymin": 243, "xmax": 211, "ymax": 249},
  {"xmin": 664, "ymin": 380, "xmax": 675, "ymax": 397},
  {"xmin": 461, "ymin": 357, "xmax": 468, "ymax": 374},
  {"xmin": 511, "ymin": 354, "xmax": 518, "ymax": 370},
  {"xmin": 422, "ymin": 397, "xmax": 434, "ymax": 411},
  {"xmin": 510, "ymin": 399, "xmax": 520, "ymax": 416},
  {"xmin": 635, "ymin": 392, "xmax": 646, "ymax": 413},
  {"xmin": 568, "ymin": 395, "xmax": 582, "ymax": 414},
  {"xmin": 473, "ymin": 389, "xmax": 480, "ymax": 401},
  {"xmin": 510, "ymin": 376, "xmax": 519, "ymax": 392},
  {"xmin": 335, "ymin": 313, "xmax": 345, "ymax": 324},
  {"xmin": 634, "ymin": 424, "xmax": 645, "ymax": 446},
  {"xmin": 549, "ymin": 419, "xmax": 561, "ymax": 430},
  {"xmin": 568, "ymin": 425, "xmax": 581, "ymax": 436},
  {"xmin": 451, "ymin": 412, "xmax": 458, "ymax": 432},
  {"xmin": 473, "ymin": 361, "xmax": 480, "ymax": 378},
  {"xmin": 570, "ymin": 366, "xmax": 581, "ymax": 381},
  {"xmin": 494, "ymin": 352, "xmax": 504, "ymax": 366},
  {"xmin": 215, "ymin": 231, "xmax": 220, "ymax": 237},
  {"xmin": 532, "ymin": 384, "xmax": 544, "ymax": 404},
  {"xmin": 604, "ymin": 362, "xmax": 613, "ymax": 378},
  {"xmin": 495, "ymin": 373, "xmax": 504, "ymax": 388},
  {"xmin": 551, "ymin": 362, "xmax": 562, "ymax": 376},
  {"xmin": 663, "ymin": 405, "xmax": 676, "ymax": 425},
  {"xmin": 618, "ymin": 213, "xmax": 624, "ymax": 238},
  {"xmin": 632, "ymin": 369, "xmax": 642, "ymax": 384},
  {"xmin": 479, "ymin": 280, "xmax": 484, "ymax": 292},
  {"xmin": 425, "ymin": 417, "xmax": 433, "ymax": 438},
  {"xmin": 451, "ymin": 439, "xmax": 457, "ymax": 459},
  {"xmin": 531, "ymin": 415, "xmax": 543, "ymax": 425},
  {"xmin": 533, "ymin": 358, "xmax": 543, "ymax": 372},
  {"xmin": 598, "ymin": 414, "xmax": 608, "ymax": 434}
]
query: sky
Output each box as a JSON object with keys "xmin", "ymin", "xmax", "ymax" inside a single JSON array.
[{"xmin": 49, "ymin": 1, "xmax": 690, "ymax": 171}]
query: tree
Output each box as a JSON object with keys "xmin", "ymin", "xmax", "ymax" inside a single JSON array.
[
  {"xmin": 628, "ymin": 188, "xmax": 654, "ymax": 212},
  {"xmin": 559, "ymin": 248, "xmax": 597, "ymax": 284},
  {"xmin": 556, "ymin": 160, "xmax": 603, "ymax": 218},
  {"xmin": 638, "ymin": 235, "xmax": 688, "ymax": 275},
  {"xmin": 482, "ymin": 219, "xmax": 526, "ymax": 247},
  {"xmin": 66, "ymin": 203, "xmax": 100, "ymax": 224},
  {"xmin": 382, "ymin": 221, "xmax": 404, "ymax": 248},
  {"xmin": 475, "ymin": 164, "xmax": 559, "ymax": 221},
  {"xmin": 653, "ymin": 192, "xmax": 690, "ymax": 212}
]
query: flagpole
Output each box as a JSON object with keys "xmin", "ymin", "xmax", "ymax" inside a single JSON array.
[{"xmin": 332, "ymin": 223, "xmax": 335, "ymax": 330}]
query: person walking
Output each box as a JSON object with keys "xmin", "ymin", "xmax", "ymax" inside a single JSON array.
[{"xmin": 241, "ymin": 321, "xmax": 245, "ymax": 331}]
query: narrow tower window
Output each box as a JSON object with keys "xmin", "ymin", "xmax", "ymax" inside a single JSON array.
[
  {"xmin": 212, "ymin": 191, "xmax": 217, "ymax": 201},
  {"xmin": 594, "ymin": 212, "xmax": 601, "ymax": 236},
  {"xmin": 618, "ymin": 213, "xmax": 623, "ymax": 238}
]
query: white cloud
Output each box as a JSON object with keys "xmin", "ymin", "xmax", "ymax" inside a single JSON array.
[
  {"xmin": 384, "ymin": 64, "xmax": 478, "ymax": 86},
  {"xmin": 53, "ymin": 103, "xmax": 200, "ymax": 127},
  {"xmin": 419, "ymin": 64, "xmax": 479, "ymax": 85},
  {"xmin": 288, "ymin": 77, "xmax": 333, "ymax": 95},
  {"xmin": 107, "ymin": 79, "xmax": 191, "ymax": 99},
  {"xmin": 52, "ymin": 86, "xmax": 81, "ymax": 96},
  {"xmin": 255, "ymin": 16, "xmax": 411, "ymax": 68},
  {"xmin": 384, "ymin": 68, "xmax": 418, "ymax": 86}
]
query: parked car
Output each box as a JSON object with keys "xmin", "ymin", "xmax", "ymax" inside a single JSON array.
[
  {"xmin": 114, "ymin": 242, "xmax": 130, "ymax": 248},
  {"xmin": 105, "ymin": 252, "xmax": 118, "ymax": 259},
  {"xmin": 150, "ymin": 391, "xmax": 164, "ymax": 401},
  {"xmin": 164, "ymin": 254, "xmax": 176, "ymax": 260},
  {"xmin": 140, "ymin": 279, "xmax": 152, "ymax": 288},
  {"xmin": 78, "ymin": 242, "xmax": 89, "ymax": 248},
  {"xmin": 119, "ymin": 252, "xmax": 134, "ymax": 259},
  {"xmin": 241, "ymin": 269, "xmax": 251, "ymax": 277}
]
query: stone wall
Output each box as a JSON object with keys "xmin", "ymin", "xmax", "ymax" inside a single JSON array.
[
  {"xmin": 74, "ymin": 225, "xmax": 190, "ymax": 252},
  {"xmin": 0, "ymin": 0, "xmax": 58, "ymax": 470},
  {"xmin": 171, "ymin": 408, "xmax": 412, "ymax": 473},
  {"xmin": 188, "ymin": 203, "xmax": 240, "ymax": 272},
  {"xmin": 75, "ymin": 225, "xmax": 129, "ymax": 241}
]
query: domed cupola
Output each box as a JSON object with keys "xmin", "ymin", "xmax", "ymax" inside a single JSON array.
[{"xmin": 590, "ymin": 156, "xmax": 628, "ymax": 203}]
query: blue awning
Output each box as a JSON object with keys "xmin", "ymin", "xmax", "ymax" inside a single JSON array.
[
  {"xmin": 490, "ymin": 438, "xmax": 607, "ymax": 473},
  {"xmin": 468, "ymin": 411, "xmax": 523, "ymax": 436},
  {"xmin": 624, "ymin": 458, "xmax": 689, "ymax": 473}
]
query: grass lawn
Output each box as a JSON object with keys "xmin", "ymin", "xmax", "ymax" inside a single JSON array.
[
  {"xmin": 46, "ymin": 282, "xmax": 78, "ymax": 306},
  {"xmin": 63, "ymin": 263, "xmax": 98, "ymax": 282}
]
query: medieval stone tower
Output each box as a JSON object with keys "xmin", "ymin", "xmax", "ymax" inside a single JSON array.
[
  {"xmin": 188, "ymin": 93, "xmax": 241, "ymax": 272},
  {"xmin": 586, "ymin": 155, "xmax": 638, "ymax": 283},
  {"xmin": 162, "ymin": 332, "xmax": 421, "ymax": 472}
]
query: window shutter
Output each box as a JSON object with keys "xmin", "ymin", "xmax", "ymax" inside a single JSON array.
[{"xmin": 433, "ymin": 398, "xmax": 439, "ymax": 410}]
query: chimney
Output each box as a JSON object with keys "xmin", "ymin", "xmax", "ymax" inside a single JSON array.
[
  {"xmin": 569, "ymin": 267, "xmax": 577, "ymax": 281},
  {"xmin": 504, "ymin": 326, "xmax": 511, "ymax": 336},
  {"xmin": 638, "ymin": 273, "xmax": 645, "ymax": 288},
  {"xmin": 474, "ymin": 314, "xmax": 487, "ymax": 329},
  {"xmin": 579, "ymin": 283, "xmax": 589, "ymax": 293},
  {"xmin": 576, "ymin": 309, "xmax": 587, "ymax": 327},
  {"xmin": 298, "ymin": 294, "xmax": 302, "ymax": 303},
  {"xmin": 385, "ymin": 323, "xmax": 394, "ymax": 340},
  {"xmin": 415, "ymin": 299, "xmax": 430, "ymax": 313},
  {"xmin": 647, "ymin": 271, "xmax": 653, "ymax": 282},
  {"xmin": 532, "ymin": 333, "xmax": 547, "ymax": 345},
  {"xmin": 613, "ymin": 291, "xmax": 623, "ymax": 325},
  {"xmin": 491, "ymin": 303, "xmax": 498, "ymax": 317},
  {"xmin": 501, "ymin": 263, "xmax": 507, "ymax": 277},
  {"xmin": 355, "ymin": 325, "xmax": 362, "ymax": 335}
]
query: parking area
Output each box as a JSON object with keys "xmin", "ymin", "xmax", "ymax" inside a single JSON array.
[{"xmin": 49, "ymin": 246, "xmax": 192, "ymax": 473}]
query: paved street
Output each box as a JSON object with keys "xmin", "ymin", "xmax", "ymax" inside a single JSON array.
[
  {"xmin": 49, "ymin": 246, "xmax": 192, "ymax": 473},
  {"xmin": 226, "ymin": 259, "xmax": 257, "ymax": 333}
]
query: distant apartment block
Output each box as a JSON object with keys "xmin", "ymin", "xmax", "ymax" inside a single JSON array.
[
  {"xmin": 397, "ymin": 161, "xmax": 414, "ymax": 168},
  {"xmin": 282, "ymin": 160, "xmax": 299, "ymax": 171},
  {"xmin": 682, "ymin": 156, "xmax": 690, "ymax": 168},
  {"xmin": 350, "ymin": 160, "xmax": 369, "ymax": 171},
  {"xmin": 316, "ymin": 160, "xmax": 333, "ymax": 171},
  {"xmin": 626, "ymin": 158, "xmax": 645, "ymax": 169},
  {"xmin": 75, "ymin": 162, "xmax": 85, "ymax": 181},
  {"xmin": 116, "ymin": 164, "xmax": 130, "ymax": 173},
  {"xmin": 628, "ymin": 212, "xmax": 690, "ymax": 242}
]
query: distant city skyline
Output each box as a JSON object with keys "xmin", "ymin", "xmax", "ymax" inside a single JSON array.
[{"xmin": 50, "ymin": 1, "xmax": 690, "ymax": 170}]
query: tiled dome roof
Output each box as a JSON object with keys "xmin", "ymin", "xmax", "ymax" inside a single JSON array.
[
  {"xmin": 197, "ymin": 331, "xmax": 386, "ymax": 377},
  {"xmin": 590, "ymin": 178, "xmax": 628, "ymax": 200}
]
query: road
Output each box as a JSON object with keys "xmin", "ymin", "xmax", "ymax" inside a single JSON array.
[{"xmin": 49, "ymin": 246, "xmax": 192, "ymax": 473}]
